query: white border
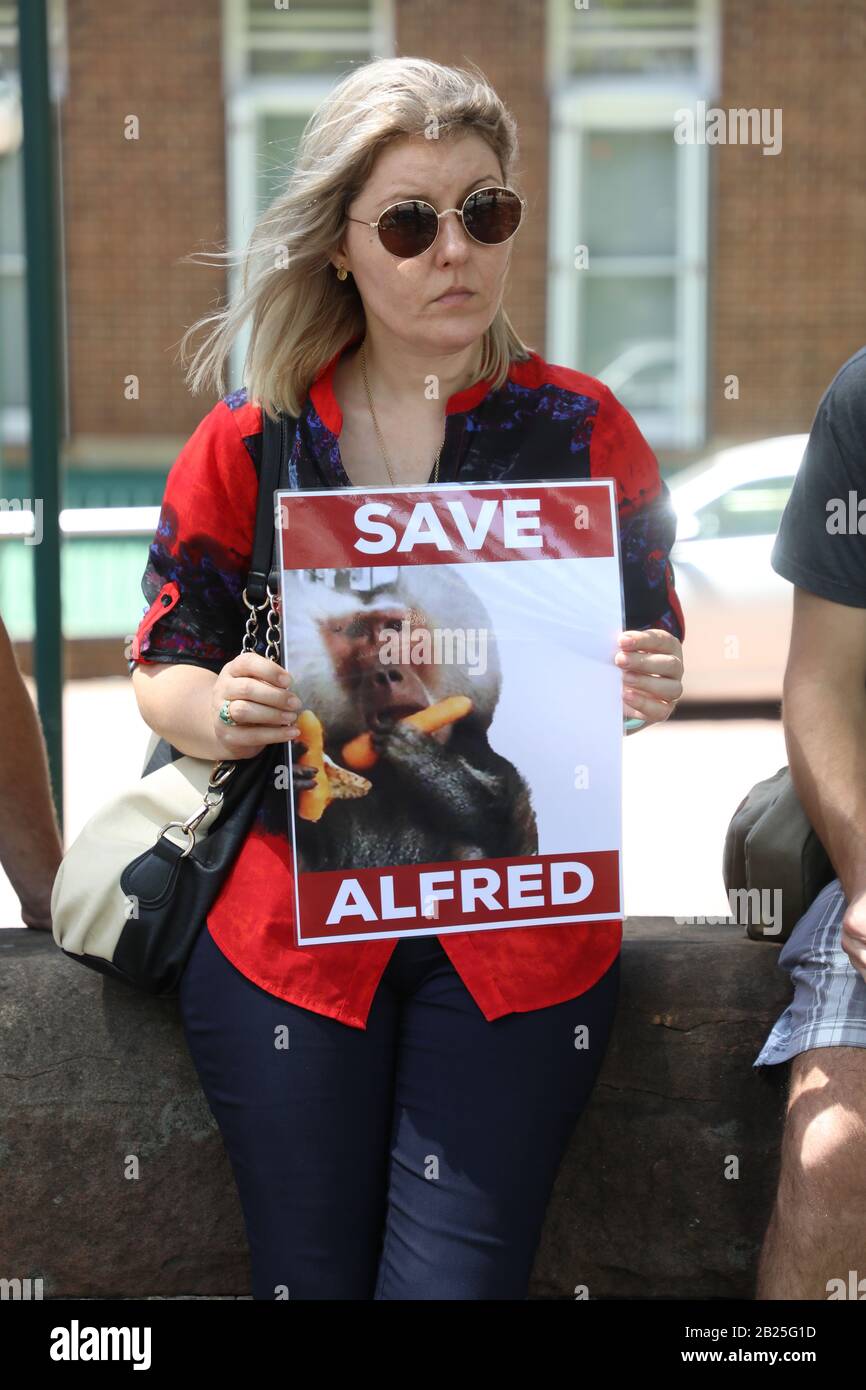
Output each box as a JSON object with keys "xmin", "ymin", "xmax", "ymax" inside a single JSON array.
[{"xmin": 277, "ymin": 477, "xmax": 626, "ymax": 945}]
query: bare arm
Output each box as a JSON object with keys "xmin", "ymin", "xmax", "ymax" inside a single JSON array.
[
  {"xmin": 132, "ymin": 663, "xmax": 226, "ymax": 761},
  {"xmin": 781, "ymin": 586, "xmax": 866, "ymax": 904},
  {"xmin": 0, "ymin": 619, "xmax": 63, "ymax": 929},
  {"xmin": 131, "ymin": 653, "xmax": 304, "ymax": 762}
]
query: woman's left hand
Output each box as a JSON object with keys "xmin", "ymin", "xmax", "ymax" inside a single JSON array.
[{"xmin": 615, "ymin": 628, "xmax": 684, "ymax": 727}]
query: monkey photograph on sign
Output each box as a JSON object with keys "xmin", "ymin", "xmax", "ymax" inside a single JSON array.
[
  {"xmin": 285, "ymin": 561, "xmax": 538, "ymax": 862},
  {"xmin": 278, "ymin": 480, "xmax": 625, "ymax": 945}
]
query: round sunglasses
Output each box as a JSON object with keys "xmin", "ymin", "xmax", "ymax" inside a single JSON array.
[{"xmin": 345, "ymin": 185, "xmax": 526, "ymax": 259}]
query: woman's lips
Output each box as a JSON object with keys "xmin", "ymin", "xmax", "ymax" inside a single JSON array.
[{"xmin": 434, "ymin": 290, "xmax": 475, "ymax": 306}]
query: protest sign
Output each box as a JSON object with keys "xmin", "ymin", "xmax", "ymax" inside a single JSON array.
[{"xmin": 277, "ymin": 480, "xmax": 624, "ymax": 946}]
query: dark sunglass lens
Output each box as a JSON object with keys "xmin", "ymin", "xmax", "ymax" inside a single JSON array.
[
  {"xmin": 464, "ymin": 188, "xmax": 522, "ymax": 244},
  {"xmin": 377, "ymin": 201, "xmax": 438, "ymax": 256}
]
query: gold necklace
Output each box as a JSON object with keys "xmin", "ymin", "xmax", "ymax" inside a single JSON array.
[{"xmin": 360, "ymin": 339, "xmax": 443, "ymax": 486}]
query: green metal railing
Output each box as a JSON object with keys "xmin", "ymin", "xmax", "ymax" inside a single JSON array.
[{"xmin": 17, "ymin": 0, "xmax": 63, "ymax": 829}]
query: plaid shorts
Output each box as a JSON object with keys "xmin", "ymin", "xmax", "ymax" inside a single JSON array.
[{"xmin": 753, "ymin": 876, "xmax": 866, "ymax": 1067}]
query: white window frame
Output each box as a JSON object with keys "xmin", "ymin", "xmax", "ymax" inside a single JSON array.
[
  {"xmin": 547, "ymin": 0, "xmax": 719, "ymax": 88},
  {"xmin": 222, "ymin": 0, "xmax": 395, "ymax": 393},
  {"xmin": 546, "ymin": 0, "xmax": 720, "ymax": 451}
]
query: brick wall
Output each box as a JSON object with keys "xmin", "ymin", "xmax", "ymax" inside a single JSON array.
[
  {"xmin": 61, "ymin": 1, "xmax": 547, "ymax": 446},
  {"xmin": 711, "ymin": 0, "xmax": 866, "ymax": 441},
  {"xmin": 63, "ymin": 0, "xmax": 225, "ymax": 438},
  {"xmin": 61, "ymin": 0, "xmax": 866, "ymax": 450}
]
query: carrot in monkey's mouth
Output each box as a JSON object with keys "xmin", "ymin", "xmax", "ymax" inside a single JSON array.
[
  {"xmin": 344, "ymin": 696, "xmax": 474, "ymax": 770},
  {"xmin": 369, "ymin": 700, "xmax": 429, "ymax": 730}
]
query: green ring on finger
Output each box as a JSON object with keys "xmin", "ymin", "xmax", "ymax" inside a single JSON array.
[{"xmin": 219, "ymin": 698, "xmax": 237, "ymax": 726}]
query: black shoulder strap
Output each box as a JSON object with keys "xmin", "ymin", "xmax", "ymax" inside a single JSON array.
[{"xmin": 246, "ymin": 407, "xmax": 298, "ymax": 606}]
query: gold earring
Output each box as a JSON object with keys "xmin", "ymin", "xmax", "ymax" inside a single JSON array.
[{"xmin": 336, "ymin": 265, "xmax": 348, "ymax": 281}]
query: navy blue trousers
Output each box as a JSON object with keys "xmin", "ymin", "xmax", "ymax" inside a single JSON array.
[{"xmin": 178, "ymin": 923, "xmax": 620, "ymax": 1300}]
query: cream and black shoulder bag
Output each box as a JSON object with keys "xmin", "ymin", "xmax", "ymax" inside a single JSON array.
[{"xmin": 50, "ymin": 408, "xmax": 297, "ymax": 994}]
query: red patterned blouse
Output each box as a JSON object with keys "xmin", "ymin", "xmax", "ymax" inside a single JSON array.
[{"xmin": 129, "ymin": 335, "xmax": 685, "ymax": 1028}]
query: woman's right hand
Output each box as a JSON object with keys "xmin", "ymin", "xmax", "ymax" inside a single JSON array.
[{"xmin": 211, "ymin": 652, "xmax": 304, "ymax": 759}]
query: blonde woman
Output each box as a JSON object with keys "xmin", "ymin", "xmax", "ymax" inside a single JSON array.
[{"xmin": 130, "ymin": 56, "xmax": 685, "ymax": 1300}]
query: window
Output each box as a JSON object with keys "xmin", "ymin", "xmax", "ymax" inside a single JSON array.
[
  {"xmin": 547, "ymin": 0, "xmax": 719, "ymax": 450},
  {"xmin": 232, "ymin": 0, "xmax": 387, "ymax": 80},
  {"xmin": 223, "ymin": 0, "xmax": 394, "ymax": 389},
  {"xmin": 549, "ymin": 0, "xmax": 716, "ymax": 81}
]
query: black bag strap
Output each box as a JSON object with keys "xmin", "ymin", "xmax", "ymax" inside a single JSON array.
[
  {"xmin": 141, "ymin": 406, "xmax": 298, "ymax": 780},
  {"xmin": 246, "ymin": 407, "xmax": 298, "ymax": 606}
]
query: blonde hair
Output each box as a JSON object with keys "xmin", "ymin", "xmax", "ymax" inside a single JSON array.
[{"xmin": 177, "ymin": 55, "xmax": 533, "ymax": 420}]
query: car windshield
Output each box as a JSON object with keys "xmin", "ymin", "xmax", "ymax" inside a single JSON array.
[{"xmin": 693, "ymin": 476, "xmax": 793, "ymax": 540}]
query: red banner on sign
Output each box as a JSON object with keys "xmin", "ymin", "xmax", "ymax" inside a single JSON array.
[
  {"xmin": 278, "ymin": 482, "xmax": 615, "ymax": 570},
  {"xmin": 296, "ymin": 850, "xmax": 620, "ymax": 942}
]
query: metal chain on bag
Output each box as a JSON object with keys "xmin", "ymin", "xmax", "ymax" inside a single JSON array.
[
  {"xmin": 241, "ymin": 583, "xmax": 279, "ymax": 660},
  {"xmin": 158, "ymin": 585, "xmax": 282, "ymax": 858},
  {"xmin": 158, "ymin": 397, "xmax": 291, "ymax": 860}
]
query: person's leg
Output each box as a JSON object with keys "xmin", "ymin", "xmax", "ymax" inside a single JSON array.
[
  {"xmin": 753, "ymin": 879, "xmax": 866, "ymax": 1298},
  {"xmin": 756, "ymin": 1046, "xmax": 866, "ymax": 1298},
  {"xmin": 178, "ymin": 923, "xmax": 399, "ymax": 1300},
  {"xmin": 373, "ymin": 939, "xmax": 620, "ymax": 1300}
]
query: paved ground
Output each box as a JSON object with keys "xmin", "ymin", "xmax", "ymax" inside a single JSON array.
[{"xmin": 2, "ymin": 680, "xmax": 786, "ymax": 927}]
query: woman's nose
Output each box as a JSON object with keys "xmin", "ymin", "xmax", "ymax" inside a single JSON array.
[{"xmin": 436, "ymin": 209, "xmax": 471, "ymax": 256}]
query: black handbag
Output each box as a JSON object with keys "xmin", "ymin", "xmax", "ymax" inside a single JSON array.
[{"xmin": 50, "ymin": 407, "xmax": 297, "ymax": 994}]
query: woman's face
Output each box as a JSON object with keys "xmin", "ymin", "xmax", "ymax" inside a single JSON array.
[{"xmin": 334, "ymin": 130, "xmax": 516, "ymax": 356}]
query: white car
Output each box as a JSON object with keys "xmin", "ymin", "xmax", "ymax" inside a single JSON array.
[{"xmin": 668, "ymin": 434, "xmax": 809, "ymax": 702}]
